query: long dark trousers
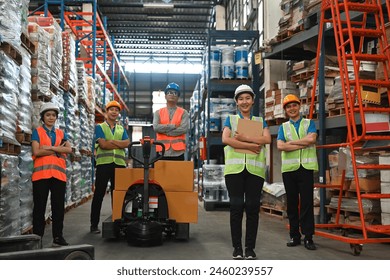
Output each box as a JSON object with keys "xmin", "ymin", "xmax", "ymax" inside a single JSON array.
[
  {"xmin": 33, "ymin": 178, "xmax": 66, "ymax": 238},
  {"xmin": 90, "ymin": 163, "xmax": 125, "ymax": 227},
  {"xmin": 225, "ymin": 168, "xmax": 264, "ymax": 249},
  {"xmin": 282, "ymin": 166, "xmax": 315, "ymax": 240}
]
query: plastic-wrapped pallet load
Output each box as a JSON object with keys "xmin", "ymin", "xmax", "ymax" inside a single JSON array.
[
  {"xmin": 202, "ymin": 164, "xmax": 225, "ymax": 202},
  {"xmin": 0, "ymin": 154, "xmax": 21, "ymax": 237},
  {"xmin": 18, "ymin": 146, "xmax": 33, "ymax": 232},
  {"xmin": 80, "ymin": 155, "xmax": 93, "ymax": 199},
  {"xmin": 0, "ymin": 0, "xmax": 22, "ymax": 47},
  {"xmin": 17, "ymin": 47, "xmax": 33, "ymax": 136},
  {"xmin": 0, "ymin": 50, "xmax": 20, "ymax": 147},
  {"xmin": 28, "ymin": 23, "xmax": 51, "ymax": 98}
]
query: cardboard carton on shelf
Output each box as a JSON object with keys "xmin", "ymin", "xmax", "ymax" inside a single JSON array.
[{"xmin": 349, "ymin": 175, "xmax": 381, "ymax": 193}]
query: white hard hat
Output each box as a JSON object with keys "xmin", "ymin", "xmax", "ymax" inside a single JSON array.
[
  {"xmin": 40, "ymin": 102, "xmax": 60, "ymax": 115},
  {"xmin": 234, "ymin": 84, "xmax": 254, "ymax": 100}
]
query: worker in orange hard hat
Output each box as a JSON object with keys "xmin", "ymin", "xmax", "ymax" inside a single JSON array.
[
  {"xmin": 90, "ymin": 99, "xmax": 130, "ymax": 234},
  {"xmin": 105, "ymin": 100, "xmax": 121, "ymax": 111},
  {"xmin": 277, "ymin": 94, "xmax": 318, "ymax": 250},
  {"xmin": 282, "ymin": 94, "xmax": 300, "ymax": 109}
]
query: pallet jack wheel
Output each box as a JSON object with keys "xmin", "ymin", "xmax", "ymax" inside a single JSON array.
[
  {"xmin": 64, "ymin": 250, "xmax": 93, "ymax": 260},
  {"xmin": 350, "ymin": 244, "xmax": 363, "ymax": 256}
]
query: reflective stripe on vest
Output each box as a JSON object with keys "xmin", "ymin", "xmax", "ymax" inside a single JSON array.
[
  {"xmin": 156, "ymin": 107, "xmax": 186, "ymax": 152},
  {"xmin": 281, "ymin": 119, "xmax": 318, "ymax": 173},
  {"xmin": 95, "ymin": 122, "xmax": 126, "ymax": 166},
  {"xmin": 32, "ymin": 127, "xmax": 67, "ymax": 182},
  {"xmin": 223, "ymin": 115, "xmax": 266, "ymax": 179}
]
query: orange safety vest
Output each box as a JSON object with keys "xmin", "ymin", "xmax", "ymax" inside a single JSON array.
[
  {"xmin": 156, "ymin": 107, "xmax": 186, "ymax": 152},
  {"xmin": 32, "ymin": 127, "xmax": 67, "ymax": 182}
]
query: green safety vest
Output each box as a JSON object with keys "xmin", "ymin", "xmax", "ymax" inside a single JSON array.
[
  {"xmin": 224, "ymin": 115, "xmax": 266, "ymax": 179},
  {"xmin": 95, "ymin": 123, "xmax": 126, "ymax": 166},
  {"xmin": 281, "ymin": 119, "xmax": 318, "ymax": 173}
]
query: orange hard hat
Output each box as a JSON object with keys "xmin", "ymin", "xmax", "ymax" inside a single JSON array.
[
  {"xmin": 105, "ymin": 100, "xmax": 121, "ymax": 111},
  {"xmin": 282, "ymin": 94, "xmax": 300, "ymax": 108}
]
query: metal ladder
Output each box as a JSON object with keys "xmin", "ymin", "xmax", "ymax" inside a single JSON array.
[{"xmin": 310, "ymin": 0, "xmax": 390, "ymax": 255}]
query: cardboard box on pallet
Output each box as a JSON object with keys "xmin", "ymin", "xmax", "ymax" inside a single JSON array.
[
  {"xmin": 349, "ymin": 175, "xmax": 381, "ymax": 192},
  {"xmin": 329, "ymin": 167, "xmax": 351, "ymax": 190}
]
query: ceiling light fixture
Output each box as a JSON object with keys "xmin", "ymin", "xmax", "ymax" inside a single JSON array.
[
  {"xmin": 143, "ymin": 3, "xmax": 174, "ymax": 9},
  {"xmin": 146, "ymin": 15, "xmax": 173, "ymax": 19}
]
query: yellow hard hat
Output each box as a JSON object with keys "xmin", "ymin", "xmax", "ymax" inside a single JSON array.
[
  {"xmin": 283, "ymin": 94, "xmax": 300, "ymax": 108},
  {"xmin": 105, "ymin": 100, "xmax": 121, "ymax": 110}
]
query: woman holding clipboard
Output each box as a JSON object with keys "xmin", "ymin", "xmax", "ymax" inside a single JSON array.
[{"xmin": 222, "ymin": 84, "xmax": 271, "ymax": 260}]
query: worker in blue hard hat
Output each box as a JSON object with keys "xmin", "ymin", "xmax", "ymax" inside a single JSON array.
[{"xmin": 153, "ymin": 82, "xmax": 189, "ymax": 160}]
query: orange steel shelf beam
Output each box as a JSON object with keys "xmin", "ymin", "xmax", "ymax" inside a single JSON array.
[{"xmin": 63, "ymin": 10, "xmax": 129, "ymax": 113}]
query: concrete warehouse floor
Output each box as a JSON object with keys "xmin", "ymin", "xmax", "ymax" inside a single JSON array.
[{"xmin": 40, "ymin": 194, "xmax": 390, "ymax": 260}]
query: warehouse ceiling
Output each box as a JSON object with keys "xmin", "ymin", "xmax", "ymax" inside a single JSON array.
[
  {"xmin": 29, "ymin": 0, "xmax": 217, "ymax": 63},
  {"xmin": 29, "ymin": 0, "xmax": 219, "ymax": 120},
  {"xmin": 97, "ymin": 0, "xmax": 216, "ymax": 64}
]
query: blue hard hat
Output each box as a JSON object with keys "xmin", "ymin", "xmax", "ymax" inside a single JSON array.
[{"xmin": 165, "ymin": 82, "xmax": 180, "ymax": 96}]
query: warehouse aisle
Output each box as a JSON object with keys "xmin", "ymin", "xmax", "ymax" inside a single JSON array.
[{"xmin": 40, "ymin": 194, "xmax": 390, "ymax": 260}]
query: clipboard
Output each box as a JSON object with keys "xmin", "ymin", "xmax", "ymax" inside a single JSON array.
[{"xmin": 234, "ymin": 118, "xmax": 263, "ymax": 154}]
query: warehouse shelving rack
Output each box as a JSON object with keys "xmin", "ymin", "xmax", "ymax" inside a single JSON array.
[
  {"xmin": 32, "ymin": 0, "xmax": 130, "ymax": 118},
  {"xmin": 263, "ymin": 0, "xmax": 390, "ymax": 255},
  {"xmin": 204, "ymin": 30, "xmax": 260, "ymax": 163},
  {"xmin": 194, "ymin": 30, "xmax": 259, "ymax": 208},
  {"xmin": 309, "ymin": 0, "xmax": 390, "ymax": 256}
]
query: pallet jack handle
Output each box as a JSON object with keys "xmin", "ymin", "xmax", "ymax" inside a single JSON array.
[
  {"xmin": 128, "ymin": 136, "xmax": 165, "ymax": 168},
  {"xmin": 128, "ymin": 137, "xmax": 165, "ymax": 218}
]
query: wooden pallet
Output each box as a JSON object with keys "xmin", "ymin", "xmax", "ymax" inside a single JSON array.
[
  {"xmin": 287, "ymin": 24, "xmax": 305, "ymax": 37},
  {"xmin": 50, "ymin": 82, "xmax": 59, "ymax": 95},
  {"xmin": 78, "ymin": 99, "xmax": 93, "ymax": 114},
  {"xmin": 79, "ymin": 149, "xmax": 92, "ymax": 157},
  {"xmin": 327, "ymin": 107, "xmax": 346, "ymax": 117},
  {"xmin": 15, "ymin": 132, "xmax": 32, "ymax": 145},
  {"xmin": 260, "ymin": 205, "xmax": 287, "ymax": 219},
  {"xmin": 0, "ymin": 41, "xmax": 22, "ymax": 66},
  {"xmin": 302, "ymin": 113, "xmax": 318, "ymax": 120},
  {"xmin": 266, "ymin": 118, "xmax": 288, "ymax": 126},
  {"xmin": 0, "ymin": 141, "xmax": 21, "ymax": 156},
  {"xmin": 31, "ymin": 90, "xmax": 53, "ymax": 102},
  {"xmin": 300, "ymin": 95, "xmax": 317, "ymax": 105},
  {"xmin": 291, "ymin": 70, "xmax": 315, "ymax": 82},
  {"xmin": 59, "ymin": 81, "xmax": 77, "ymax": 96},
  {"xmin": 20, "ymin": 33, "xmax": 36, "ymax": 55},
  {"xmin": 276, "ymin": 24, "xmax": 305, "ymax": 42}
]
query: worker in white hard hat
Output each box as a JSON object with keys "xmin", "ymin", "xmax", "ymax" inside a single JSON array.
[
  {"xmin": 277, "ymin": 94, "xmax": 318, "ymax": 250},
  {"xmin": 153, "ymin": 82, "xmax": 189, "ymax": 160},
  {"xmin": 222, "ymin": 84, "xmax": 271, "ymax": 260},
  {"xmin": 31, "ymin": 102, "xmax": 73, "ymax": 247},
  {"xmin": 90, "ymin": 100, "xmax": 130, "ymax": 234}
]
